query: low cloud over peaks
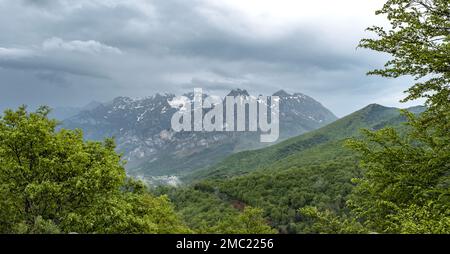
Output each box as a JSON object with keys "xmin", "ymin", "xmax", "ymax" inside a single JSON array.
[{"xmin": 0, "ymin": 0, "xmax": 421, "ymax": 116}]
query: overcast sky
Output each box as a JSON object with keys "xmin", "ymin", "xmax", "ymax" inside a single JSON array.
[{"xmin": 0, "ymin": 0, "xmax": 423, "ymax": 116}]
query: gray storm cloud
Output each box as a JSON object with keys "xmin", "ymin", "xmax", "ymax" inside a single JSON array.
[{"xmin": 0, "ymin": 0, "xmax": 421, "ymax": 116}]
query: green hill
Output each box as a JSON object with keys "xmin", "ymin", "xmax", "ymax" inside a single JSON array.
[
  {"xmin": 187, "ymin": 104, "xmax": 417, "ymax": 181},
  {"xmin": 159, "ymin": 104, "xmax": 424, "ymax": 233}
]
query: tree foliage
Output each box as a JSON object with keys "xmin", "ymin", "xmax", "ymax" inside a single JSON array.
[
  {"xmin": 328, "ymin": 0, "xmax": 450, "ymax": 233},
  {"xmin": 345, "ymin": 110, "xmax": 449, "ymax": 233},
  {"xmin": 154, "ymin": 186, "xmax": 276, "ymax": 234},
  {"xmin": 298, "ymin": 206, "xmax": 366, "ymax": 234},
  {"xmin": 303, "ymin": 0, "xmax": 449, "ymax": 233},
  {"xmin": 359, "ymin": 0, "xmax": 449, "ymax": 106},
  {"xmin": 0, "ymin": 106, "xmax": 190, "ymax": 233}
]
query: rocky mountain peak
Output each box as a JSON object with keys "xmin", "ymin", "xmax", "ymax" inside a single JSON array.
[
  {"xmin": 273, "ymin": 90, "xmax": 291, "ymax": 97},
  {"xmin": 227, "ymin": 88, "xmax": 250, "ymax": 97},
  {"xmin": 63, "ymin": 89, "xmax": 338, "ymax": 178}
]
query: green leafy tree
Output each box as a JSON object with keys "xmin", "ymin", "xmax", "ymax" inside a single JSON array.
[
  {"xmin": 359, "ymin": 0, "xmax": 449, "ymax": 107},
  {"xmin": 346, "ymin": 118, "xmax": 449, "ymax": 233},
  {"xmin": 212, "ymin": 207, "xmax": 277, "ymax": 234},
  {"xmin": 303, "ymin": 0, "xmax": 449, "ymax": 233},
  {"xmin": 0, "ymin": 106, "xmax": 190, "ymax": 233},
  {"xmin": 346, "ymin": 0, "xmax": 449, "ymax": 233},
  {"xmin": 299, "ymin": 207, "xmax": 366, "ymax": 234},
  {"xmin": 154, "ymin": 186, "xmax": 277, "ymax": 234}
]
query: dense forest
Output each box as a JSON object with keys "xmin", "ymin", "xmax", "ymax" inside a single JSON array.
[
  {"xmin": 0, "ymin": 106, "xmax": 276, "ymax": 233},
  {"xmin": 156, "ymin": 103, "xmax": 448, "ymax": 234},
  {"xmin": 0, "ymin": 0, "xmax": 449, "ymax": 234}
]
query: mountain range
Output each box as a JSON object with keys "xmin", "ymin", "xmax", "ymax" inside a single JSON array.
[
  {"xmin": 61, "ymin": 89, "xmax": 337, "ymax": 182},
  {"xmin": 58, "ymin": 93, "xmax": 425, "ymax": 232}
]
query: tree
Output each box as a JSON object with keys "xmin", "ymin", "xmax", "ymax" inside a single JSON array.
[
  {"xmin": 347, "ymin": 0, "xmax": 450, "ymax": 233},
  {"xmin": 346, "ymin": 124, "xmax": 449, "ymax": 233},
  {"xmin": 0, "ymin": 106, "xmax": 190, "ymax": 233},
  {"xmin": 303, "ymin": 0, "xmax": 449, "ymax": 233},
  {"xmin": 213, "ymin": 207, "xmax": 277, "ymax": 234},
  {"xmin": 299, "ymin": 206, "xmax": 366, "ymax": 234},
  {"xmin": 359, "ymin": 0, "xmax": 449, "ymax": 107}
]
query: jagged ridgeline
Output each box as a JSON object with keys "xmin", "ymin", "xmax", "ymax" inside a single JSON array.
[{"xmin": 61, "ymin": 89, "xmax": 337, "ymax": 181}]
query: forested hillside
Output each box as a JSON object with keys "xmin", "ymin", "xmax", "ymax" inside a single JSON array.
[
  {"xmin": 161, "ymin": 0, "xmax": 450, "ymax": 234},
  {"xmin": 187, "ymin": 104, "xmax": 418, "ymax": 180},
  {"xmin": 0, "ymin": 107, "xmax": 274, "ymax": 234},
  {"xmin": 0, "ymin": 0, "xmax": 448, "ymax": 235},
  {"xmin": 157, "ymin": 104, "xmax": 425, "ymax": 233},
  {"xmin": 1, "ymin": 103, "xmax": 422, "ymax": 234}
]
